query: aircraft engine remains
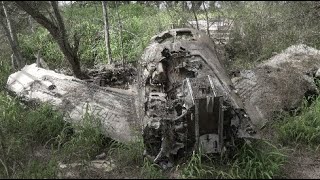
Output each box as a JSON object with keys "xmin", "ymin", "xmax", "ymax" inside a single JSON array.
[{"xmin": 138, "ymin": 28, "xmax": 257, "ymax": 168}]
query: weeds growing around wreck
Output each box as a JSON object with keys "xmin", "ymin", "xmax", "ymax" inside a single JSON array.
[
  {"xmin": 277, "ymin": 96, "xmax": 320, "ymax": 148},
  {"xmin": 0, "ymin": 94, "xmax": 108, "ymax": 178},
  {"xmin": 179, "ymin": 140, "xmax": 286, "ymax": 179}
]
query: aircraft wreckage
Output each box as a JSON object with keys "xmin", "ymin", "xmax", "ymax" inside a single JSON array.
[{"xmin": 7, "ymin": 28, "xmax": 320, "ymax": 167}]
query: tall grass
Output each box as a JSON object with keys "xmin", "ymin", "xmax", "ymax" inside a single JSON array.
[
  {"xmin": 141, "ymin": 158, "xmax": 165, "ymax": 179},
  {"xmin": 179, "ymin": 140, "xmax": 286, "ymax": 179},
  {"xmin": 180, "ymin": 149, "xmax": 216, "ymax": 179},
  {"xmin": 277, "ymin": 97, "xmax": 320, "ymax": 147},
  {"xmin": 225, "ymin": 141, "xmax": 286, "ymax": 179},
  {"xmin": 0, "ymin": 93, "xmax": 64, "ymax": 178},
  {"xmin": 107, "ymin": 138, "xmax": 144, "ymax": 166},
  {"xmin": 0, "ymin": 55, "xmax": 11, "ymax": 91},
  {"xmin": 223, "ymin": 1, "xmax": 320, "ymax": 70},
  {"xmin": 0, "ymin": 92, "xmax": 109, "ymax": 178}
]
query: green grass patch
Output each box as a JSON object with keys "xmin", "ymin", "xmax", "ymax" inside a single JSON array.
[
  {"xmin": 179, "ymin": 140, "xmax": 286, "ymax": 179},
  {"xmin": 14, "ymin": 159, "xmax": 58, "ymax": 179},
  {"xmin": 277, "ymin": 97, "xmax": 320, "ymax": 147},
  {"xmin": 180, "ymin": 150, "xmax": 216, "ymax": 179},
  {"xmin": 225, "ymin": 140, "xmax": 286, "ymax": 179},
  {"xmin": 141, "ymin": 158, "xmax": 165, "ymax": 179},
  {"xmin": 107, "ymin": 138, "xmax": 144, "ymax": 166},
  {"xmin": 0, "ymin": 92, "xmax": 109, "ymax": 178}
]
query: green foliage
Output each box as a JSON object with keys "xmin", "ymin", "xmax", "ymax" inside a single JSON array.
[
  {"xmin": 18, "ymin": 3, "xmax": 175, "ymax": 69},
  {"xmin": 224, "ymin": 1, "xmax": 320, "ymax": 70},
  {"xmin": 180, "ymin": 150, "xmax": 216, "ymax": 179},
  {"xmin": 19, "ymin": 27, "xmax": 65, "ymax": 68},
  {"xmin": 277, "ymin": 97, "xmax": 320, "ymax": 147},
  {"xmin": 0, "ymin": 44, "xmax": 12, "ymax": 91},
  {"xmin": 15, "ymin": 159, "xmax": 58, "ymax": 179},
  {"xmin": 225, "ymin": 141, "xmax": 286, "ymax": 179},
  {"xmin": 0, "ymin": 93, "xmax": 108, "ymax": 178},
  {"xmin": 107, "ymin": 138, "xmax": 168, "ymax": 179},
  {"xmin": 58, "ymin": 110, "xmax": 108, "ymax": 162},
  {"xmin": 24, "ymin": 105, "xmax": 66, "ymax": 144},
  {"xmin": 141, "ymin": 158, "xmax": 165, "ymax": 179},
  {"xmin": 114, "ymin": 3, "xmax": 172, "ymax": 62},
  {"xmin": 107, "ymin": 138, "xmax": 144, "ymax": 166},
  {"xmin": 0, "ymin": 94, "xmax": 63, "ymax": 178},
  {"xmin": 0, "ymin": 59, "xmax": 11, "ymax": 91},
  {"xmin": 180, "ymin": 140, "xmax": 286, "ymax": 179}
]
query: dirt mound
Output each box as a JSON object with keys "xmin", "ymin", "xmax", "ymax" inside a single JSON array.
[{"xmin": 232, "ymin": 44, "xmax": 320, "ymax": 128}]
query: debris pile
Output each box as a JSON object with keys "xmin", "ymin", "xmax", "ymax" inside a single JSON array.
[{"xmin": 85, "ymin": 63, "xmax": 137, "ymax": 89}]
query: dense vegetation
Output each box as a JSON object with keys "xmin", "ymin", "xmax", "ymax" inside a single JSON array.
[{"xmin": 1, "ymin": 1, "xmax": 320, "ymax": 178}]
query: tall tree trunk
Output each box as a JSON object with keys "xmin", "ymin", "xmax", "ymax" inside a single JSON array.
[
  {"xmin": 191, "ymin": 2, "xmax": 199, "ymax": 30},
  {"xmin": 115, "ymin": 2, "xmax": 124, "ymax": 66},
  {"xmin": 1, "ymin": 1, "xmax": 24, "ymax": 70},
  {"xmin": 14, "ymin": 1, "xmax": 85, "ymax": 79},
  {"xmin": 203, "ymin": 1, "xmax": 211, "ymax": 37},
  {"xmin": 102, "ymin": 1, "xmax": 113, "ymax": 64}
]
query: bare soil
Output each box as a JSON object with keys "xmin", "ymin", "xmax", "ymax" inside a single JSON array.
[{"xmin": 280, "ymin": 147, "xmax": 320, "ymax": 179}]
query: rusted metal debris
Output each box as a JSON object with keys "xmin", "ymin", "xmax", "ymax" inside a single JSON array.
[{"xmin": 138, "ymin": 28, "xmax": 257, "ymax": 168}]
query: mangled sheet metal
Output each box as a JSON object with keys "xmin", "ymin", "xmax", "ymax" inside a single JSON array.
[
  {"xmin": 138, "ymin": 28, "xmax": 257, "ymax": 167},
  {"xmin": 6, "ymin": 64, "xmax": 140, "ymax": 143},
  {"xmin": 6, "ymin": 28, "xmax": 259, "ymax": 168},
  {"xmin": 231, "ymin": 44, "xmax": 320, "ymax": 129}
]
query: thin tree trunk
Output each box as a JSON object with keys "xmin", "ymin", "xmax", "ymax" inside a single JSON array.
[
  {"xmin": 28, "ymin": 15, "xmax": 34, "ymax": 33},
  {"xmin": 102, "ymin": 1, "xmax": 113, "ymax": 64},
  {"xmin": 29, "ymin": 15, "xmax": 44, "ymax": 68},
  {"xmin": 191, "ymin": 2, "xmax": 199, "ymax": 30},
  {"xmin": 1, "ymin": 1, "xmax": 24, "ymax": 69},
  {"xmin": 203, "ymin": 1, "xmax": 211, "ymax": 37},
  {"xmin": 0, "ymin": 20, "xmax": 16, "ymax": 69},
  {"xmin": 50, "ymin": 1, "xmax": 83, "ymax": 78},
  {"xmin": 14, "ymin": 1, "xmax": 85, "ymax": 79},
  {"xmin": 115, "ymin": 1, "xmax": 124, "ymax": 66}
]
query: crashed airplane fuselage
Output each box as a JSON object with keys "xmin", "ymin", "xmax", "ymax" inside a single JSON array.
[
  {"xmin": 138, "ymin": 28, "xmax": 257, "ymax": 166},
  {"xmin": 6, "ymin": 28, "xmax": 257, "ymax": 167}
]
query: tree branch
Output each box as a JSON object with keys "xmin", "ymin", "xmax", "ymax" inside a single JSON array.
[
  {"xmin": 50, "ymin": 1, "xmax": 65, "ymax": 34},
  {"xmin": 14, "ymin": 1, "xmax": 58, "ymax": 35}
]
